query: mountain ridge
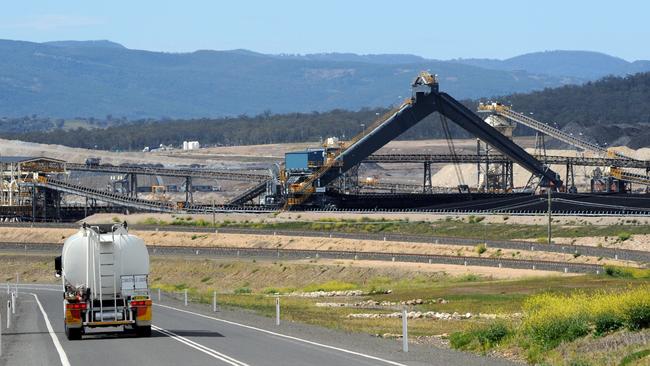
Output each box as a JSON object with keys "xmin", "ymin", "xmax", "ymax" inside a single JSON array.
[{"xmin": 1, "ymin": 39, "xmax": 649, "ymax": 119}]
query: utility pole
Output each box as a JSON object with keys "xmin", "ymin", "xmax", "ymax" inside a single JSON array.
[
  {"xmin": 211, "ymin": 200, "xmax": 215, "ymax": 226},
  {"xmin": 547, "ymin": 188, "xmax": 552, "ymax": 245}
]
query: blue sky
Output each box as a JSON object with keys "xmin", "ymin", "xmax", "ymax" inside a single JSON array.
[{"xmin": 1, "ymin": 0, "xmax": 648, "ymax": 61}]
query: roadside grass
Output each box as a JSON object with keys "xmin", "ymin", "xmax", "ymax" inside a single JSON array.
[
  {"xmin": 137, "ymin": 216, "xmax": 650, "ymax": 241},
  {"xmin": 449, "ymin": 286, "xmax": 650, "ymax": 364},
  {"xmin": 144, "ymin": 256, "xmax": 649, "ymax": 350}
]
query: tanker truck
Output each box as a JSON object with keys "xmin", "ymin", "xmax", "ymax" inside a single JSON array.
[{"xmin": 54, "ymin": 222, "xmax": 152, "ymax": 340}]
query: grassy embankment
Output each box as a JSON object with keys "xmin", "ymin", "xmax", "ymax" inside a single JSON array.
[
  {"xmin": 5, "ymin": 251, "xmax": 649, "ymax": 365},
  {"xmin": 449, "ymin": 266, "xmax": 650, "ymax": 365},
  {"xmin": 148, "ymin": 259, "xmax": 648, "ymax": 365},
  {"xmin": 134, "ymin": 215, "xmax": 649, "ymax": 243}
]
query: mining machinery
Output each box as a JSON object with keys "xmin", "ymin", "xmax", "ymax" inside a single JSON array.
[
  {"xmin": 280, "ymin": 72, "xmax": 563, "ymax": 208},
  {"xmin": 478, "ymin": 102, "xmax": 650, "ymax": 190}
]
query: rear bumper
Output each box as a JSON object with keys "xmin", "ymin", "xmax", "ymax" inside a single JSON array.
[{"xmin": 84, "ymin": 320, "xmax": 135, "ymax": 328}]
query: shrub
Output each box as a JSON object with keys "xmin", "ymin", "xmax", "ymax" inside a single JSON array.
[
  {"xmin": 467, "ymin": 215, "xmax": 485, "ymax": 224},
  {"xmin": 450, "ymin": 322, "xmax": 511, "ymax": 352},
  {"xmin": 234, "ymin": 287, "xmax": 252, "ymax": 294},
  {"xmin": 590, "ymin": 292, "xmax": 624, "ymax": 335},
  {"xmin": 457, "ymin": 273, "xmax": 480, "ymax": 282},
  {"xmin": 195, "ymin": 219, "xmax": 210, "ymax": 227},
  {"xmin": 142, "ymin": 217, "xmax": 159, "ymax": 225},
  {"xmin": 449, "ymin": 331, "xmax": 475, "ymax": 350},
  {"xmin": 302, "ymin": 280, "xmax": 357, "ymax": 292},
  {"xmin": 522, "ymin": 293, "xmax": 590, "ymax": 349},
  {"xmin": 619, "ymin": 287, "xmax": 650, "ymax": 330},
  {"xmin": 604, "ymin": 265, "xmax": 650, "ymax": 279},
  {"xmin": 618, "ymin": 232, "xmax": 632, "ymax": 241},
  {"xmin": 475, "ymin": 243, "xmax": 487, "ymax": 255}
]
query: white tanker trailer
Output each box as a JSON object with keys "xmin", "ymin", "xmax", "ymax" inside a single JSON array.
[{"xmin": 54, "ymin": 222, "xmax": 152, "ymax": 340}]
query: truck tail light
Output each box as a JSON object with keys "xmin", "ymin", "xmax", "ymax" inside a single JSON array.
[
  {"xmin": 66, "ymin": 302, "xmax": 87, "ymax": 310},
  {"xmin": 130, "ymin": 300, "xmax": 152, "ymax": 307}
]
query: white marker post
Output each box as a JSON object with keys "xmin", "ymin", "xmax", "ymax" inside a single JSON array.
[
  {"xmin": 11, "ymin": 293, "xmax": 15, "ymax": 315},
  {"xmin": 275, "ymin": 296, "xmax": 280, "ymax": 326},
  {"xmin": 158, "ymin": 288, "xmax": 161, "ymax": 302},
  {"xmin": 6, "ymin": 301, "xmax": 10, "ymax": 329},
  {"xmin": 184, "ymin": 289, "xmax": 188, "ymax": 306},
  {"xmin": 402, "ymin": 307, "xmax": 408, "ymax": 353},
  {"xmin": 213, "ymin": 291, "xmax": 217, "ymax": 312}
]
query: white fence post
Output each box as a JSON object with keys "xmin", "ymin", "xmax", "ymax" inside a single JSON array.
[
  {"xmin": 213, "ymin": 291, "xmax": 217, "ymax": 312},
  {"xmin": 402, "ymin": 307, "xmax": 408, "ymax": 352},
  {"xmin": 184, "ymin": 289, "xmax": 188, "ymax": 306},
  {"xmin": 275, "ymin": 296, "xmax": 280, "ymax": 326}
]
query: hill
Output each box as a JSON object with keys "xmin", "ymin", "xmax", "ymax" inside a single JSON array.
[
  {"xmin": 452, "ymin": 50, "xmax": 650, "ymax": 80},
  {"xmin": 0, "ymin": 39, "xmax": 586, "ymax": 119},
  {"xmin": 6, "ymin": 72, "xmax": 650, "ymax": 150}
]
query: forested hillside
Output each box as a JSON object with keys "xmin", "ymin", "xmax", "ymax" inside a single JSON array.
[{"xmin": 5, "ymin": 72, "xmax": 650, "ymax": 150}]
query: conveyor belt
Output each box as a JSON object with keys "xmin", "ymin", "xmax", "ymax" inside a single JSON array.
[
  {"xmin": 66, "ymin": 163, "xmax": 269, "ymax": 182},
  {"xmin": 227, "ymin": 180, "xmax": 269, "ymax": 205},
  {"xmin": 365, "ymin": 153, "xmax": 650, "ymax": 168},
  {"xmin": 27, "ymin": 178, "xmax": 176, "ymax": 212}
]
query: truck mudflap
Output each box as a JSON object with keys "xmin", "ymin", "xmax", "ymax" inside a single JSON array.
[
  {"xmin": 131, "ymin": 299, "xmax": 152, "ymax": 326},
  {"xmin": 65, "ymin": 302, "xmax": 86, "ymax": 329}
]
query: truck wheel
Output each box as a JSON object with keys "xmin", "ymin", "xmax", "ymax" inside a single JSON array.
[
  {"xmin": 136, "ymin": 325, "xmax": 151, "ymax": 337},
  {"xmin": 65, "ymin": 324, "xmax": 82, "ymax": 340}
]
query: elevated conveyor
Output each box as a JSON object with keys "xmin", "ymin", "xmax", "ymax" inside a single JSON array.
[
  {"xmin": 66, "ymin": 163, "xmax": 269, "ymax": 182},
  {"xmin": 29, "ymin": 178, "xmax": 176, "ymax": 212},
  {"xmin": 227, "ymin": 180, "xmax": 269, "ymax": 205},
  {"xmin": 478, "ymin": 103, "xmax": 650, "ymax": 185},
  {"xmin": 365, "ymin": 153, "xmax": 650, "ymax": 168},
  {"xmin": 287, "ymin": 72, "xmax": 562, "ymax": 207}
]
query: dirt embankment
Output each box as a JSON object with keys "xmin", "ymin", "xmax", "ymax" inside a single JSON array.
[
  {"xmin": 0, "ymin": 227, "xmax": 635, "ymax": 268},
  {"xmin": 85, "ymin": 212, "xmax": 650, "ymax": 252}
]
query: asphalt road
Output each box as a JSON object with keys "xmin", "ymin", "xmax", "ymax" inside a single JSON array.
[{"xmin": 0, "ymin": 284, "xmax": 516, "ymax": 366}]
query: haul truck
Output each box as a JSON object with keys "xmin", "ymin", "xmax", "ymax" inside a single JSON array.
[{"xmin": 54, "ymin": 222, "xmax": 152, "ymax": 340}]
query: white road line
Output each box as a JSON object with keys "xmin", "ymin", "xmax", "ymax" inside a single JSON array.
[
  {"xmin": 31, "ymin": 293, "xmax": 71, "ymax": 366},
  {"xmin": 16, "ymin": 287, "xmax": 60, "ymax": 292},
  {"xmin": 152, "ymin": 325, "xmax": 249, "ymax": 366},
  {"xmin": 155, "ymin": 303, "xmax": 409, "ymax": 366}
]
